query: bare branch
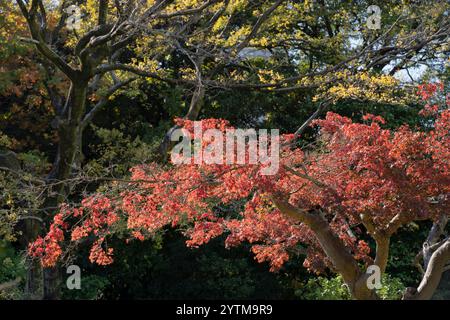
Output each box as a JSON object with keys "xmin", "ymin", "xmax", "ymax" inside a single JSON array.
[
  {"xmin": 81, "ymin": 77, "xmax": 138, "ymax": 128},
  {"xmin": 235, "ymin": 0, "xmax": 285, "ymax": 53},
  {"xmin": 405, "ymin": 239, "xmax": 450, "ymax": 300}
]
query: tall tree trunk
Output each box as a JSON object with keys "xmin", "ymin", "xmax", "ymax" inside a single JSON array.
[
  {"xmin": 44, "ymin": 82, "xmax": 88, "ymax": 300},
  {"xmin": 24, "ymin": 81, "xmax": 88, "ymax": 300},
  {"xmin": 43, "ymin": 267, "xmax": 61, "ymax": 300},
  {"xmin": 23, "ymin": 220, "xmax": 42, "ymax": 299}
]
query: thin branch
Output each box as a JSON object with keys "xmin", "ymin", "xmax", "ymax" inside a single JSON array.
[
  {"xmin": 82, "ymin": 77, "xmax": 138, "ymax": 128},
  {"xmin": 283, "ymin": 165, "xmax": 329, "ymax": 189},
  {"xmin": 235, "ymin": 0, "xmax": 285, "ymax": 53},
  {"xmin": 286, "ymin": 98, "xmax": 333, "ymax": 147}
]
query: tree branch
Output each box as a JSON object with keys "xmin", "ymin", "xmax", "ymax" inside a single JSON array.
[
  {"xmin": 235, "ymin": 0, "xmax": 285, "ymax": 53},
  {"xmin": 81, "ymin": 77, "xmax": 137, "ymax": 128},
  {"xmin": 16, "ymin": 0, "xmax": 77, "ymax": 79},
  {"xmin": 405, "ymin": 239, "xmax": 450, "ymax": 300},
  {"xmin": 270, "ymin": 196, "xmax": 378, "ymax": 299}
]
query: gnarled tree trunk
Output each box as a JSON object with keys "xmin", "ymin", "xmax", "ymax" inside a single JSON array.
[{"xmin": 271, "ymin": 197, "xmax": 379, "ymax": 300}]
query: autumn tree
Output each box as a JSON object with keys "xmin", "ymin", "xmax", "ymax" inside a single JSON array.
[
  {"xmin": 10, "ymin": 0, "xmax": 298, "ymax": 299},
  {"xmin": 6, "ymin": 0, "xmax": 450, "ymax": 299},
  {"xmin": 28, "ymin": 82, "xmax": 449, "ymax": 300}
]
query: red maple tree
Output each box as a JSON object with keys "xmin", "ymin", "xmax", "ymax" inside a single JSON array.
[{"xmin": 29, "ymin": 83, "xmax": 450, "ymax": 300}]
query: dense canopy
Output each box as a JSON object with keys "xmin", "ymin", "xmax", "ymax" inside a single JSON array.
[{"xmin": 0, "ymin": 0, "xmax": 449, "ymax": 301}]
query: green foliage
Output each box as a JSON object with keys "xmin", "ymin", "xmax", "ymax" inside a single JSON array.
[
  {"xmin": 0, "ymin": 150, "xmax": 48, "ymax": 242},
  {"xmin": 386, "ymin": 222, "xmax": 430, "ymax": 286},
  {"xmin": 62, "ymin": 275, "xmax": 110, "ymax": 300},
  {"xmin": 377, "ymin": 274, "xmax": 405, "ymax": 300},
  {"xmin": 296, "ymin": 273, "xmax": 405, "ymax": 300},
  {"xmin": 191, "ymin": 253, "xmax": 257, "ymax": 299},
  {"xmin": 85, "ymin": 125, "xmax": 155, "ymax": 178},
  {"xmin": 17, "ymin": 151, "xmax": 50, "ymax": 174},
  {"xmin": 0, "ymin": 131, "xmax": 12, "ymax": 149},
  {"xmin": 64, "ymin": 231, "xmax": 291, "ymax": 300},
  {"xmin": 0, "ymin": 241, "xmax": 24, "ymax": 283},
  {"xmin": 331, "ymin": 101, "xmax": 424, "ymax": 130},
  {"xmin": 295, "ymin": 275, "xmax": 352, "ymax": 300},
  {"xmin": 0, "ymin": 240, "xmax": 25, "ymax": 300}
]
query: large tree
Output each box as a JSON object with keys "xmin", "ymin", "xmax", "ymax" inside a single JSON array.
[
  {"xmin": 5, "ymin": 0, "xmax": 449, "ymax": 299},
  {"xmin": 29, "ymin": 82, "xmax": 450, "ymax": 300},
  {"xmin": 11, "ymin": 0, "xmax": 296, "ymax": 299}
]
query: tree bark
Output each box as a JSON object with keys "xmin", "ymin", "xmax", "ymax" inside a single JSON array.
[
  {"xmin": 159, "ymin": 84, "xmax": 205, "ymax": 161},
  {"xmin": 50, "ymin": 84, "xmax": 87, "ymax": 176},
  {"xmin": 23, "ymin": 81, "xmax": 88, "ymax": 300},
  {"xmin": 374, "ymin": 237, "xmax": 390, "ymax": 274},
  {"xmin": 23, "ymin": 220, "xmax": 42, "ymax": 299},
  {"xmin": 271, "ymin": 197, "xmax": 379, "ymax": 300},
  {"xmin": 43, "ymin": 267, "xmax": 61, "ymax": 300},
  {"xmin": 404, "ymin": 239, "xmax": 450, "ymax": 300},
  {"xmin": 41, "ymin": 81, "xmax": 88, "ymax": 300}
]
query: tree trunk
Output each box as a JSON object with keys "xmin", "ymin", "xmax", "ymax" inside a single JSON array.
[
  {"xmin": 23, "ymin": 81, "xmax": 88, "ymax": 300},
  {"xmin": 43, "ymin": 267, "xmax": 61, "ymax": 300},
  {"xmin": 44, "ymin": 82, "xmax": 88, "ymax": 300},
  {"xmin": 374, "ymin": 237, "xmax": 390, "ymax": 274},
  {"xmin": 159, "ymin": 85, "xmax": 205, "ymax": 161},
  {"xmin": 404, "ymin": 239, "xmax": 450, "ymax": 300},
  {"xmin": 49, "ymin": 83, "xmax": 87, "ymax": 182},
  {"xmin": 271, "ymin": 197, "xmax": 379, "ymax": 300},
  {"xmin": 23, "ymin": 220, "xmax": 42, "ymax": 299}
]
